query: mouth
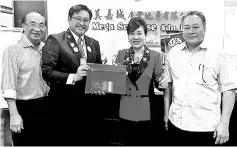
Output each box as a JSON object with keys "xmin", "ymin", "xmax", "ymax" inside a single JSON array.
[
  {"xmin": 187, "ymin": 36, "xmax": 197, "ymax": 39},
  {"xmin": 77, "ymin": 26, "xmax": 85, "ymax": 30},
  {"xmin": 32, "ymin": 33, "xmax": 41, "ymax": 37},
  {"xmin": 132, "ymin": 40, "xmax": 141, "ymax": 45}
]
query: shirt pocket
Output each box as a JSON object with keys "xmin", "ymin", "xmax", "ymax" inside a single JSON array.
[{"xmin": 196, "ymin": 63, "xmax": 217, "ymax": 85}]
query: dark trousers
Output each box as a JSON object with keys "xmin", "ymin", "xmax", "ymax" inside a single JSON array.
[
  {"xmin": 116, "ymin": 118, "xmax": 164, "ymax": 146},
  {"xmin": 47, "ymin": 97, "xmax": 105, "ymax": 146},
  {"xmin": 48, "ymin": 116, "xmax": 105, "ymax": 146},
  {"xmin": 13, "ymin": 97, "xmax": 49, "ymax": 146},
  {"xmin": 168, "ymin": 121, "xmax": 217, "ymax": 146}
]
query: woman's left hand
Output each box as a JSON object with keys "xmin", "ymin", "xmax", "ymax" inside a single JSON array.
[{"xmin": 158, "ymin": 74, "xmax": 168, "ymax": 89}]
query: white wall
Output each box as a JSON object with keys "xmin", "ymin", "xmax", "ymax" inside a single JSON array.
[
  {"xmin": 47, "ymin": 0, "xmax": 78, "ymax": 34},
  {"xmin": 224, "ymin": 3, "xmax": 237, "ymax": 55}
]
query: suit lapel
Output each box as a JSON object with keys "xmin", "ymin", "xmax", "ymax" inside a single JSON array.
[{"xmin": 65, "ymin": 29, "xmax": 81, "ymax": 64}]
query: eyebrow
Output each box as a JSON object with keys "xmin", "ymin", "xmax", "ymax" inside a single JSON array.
[
  {"xmin": 73, "ymin": 16, "xmax": 88, "ymax": 19},
  {"xmin": 30, "ymin": 21, "xmax": 45, "ymax": 24},
  {"xmin": 184, "ymin": 23, "xmax": 200, "ymax": 26},
  {"xmin": 192, "ymin": 23, "xmax": 200, "ymax": 25},
  {"xmin": 183, "ymin": 25, "xmax": 190, "ymax": 27}
]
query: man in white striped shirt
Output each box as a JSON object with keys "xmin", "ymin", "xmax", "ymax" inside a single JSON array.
[{"xmin": 1, "ymin": 11, "xmax": 49, "ymax": 146}]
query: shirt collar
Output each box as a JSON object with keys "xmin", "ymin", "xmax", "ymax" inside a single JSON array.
[
  {"xmin": 69, "ymin": 29, "xmax": 84, "ymax": 44},
  {"xmin": 181, "ymin": 40, "xmax": 207, "ymax": 51},
  {"xmin": 20, "ymin": 33, "xmax": 44, "ymax": 51}
]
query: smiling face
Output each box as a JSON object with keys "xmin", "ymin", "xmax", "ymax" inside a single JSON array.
[
  {"xmin": 68, "ymin": 10, "xmax": 90, "ymax": 37},
  {"xmin": 182, "ymin": 14, "xmax": 205, "ymax": 49},
  {"xmin": 128, "ymin": 26, "xmax": 146, "ymax": 50},
  {"xmin": 22, "ymin": 12, "xmax": 46, "ymax": 45}
]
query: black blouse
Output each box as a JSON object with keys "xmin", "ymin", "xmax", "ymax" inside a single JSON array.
[{"xmin": 128, "ymin": 63, "xmax": 141, "ymax": 84}]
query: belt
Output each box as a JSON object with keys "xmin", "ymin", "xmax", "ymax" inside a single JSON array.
[
  {"xmin": 120, "ymin": 118, "xmax": 151, "ymax": 124},
  {"xmin": 17, "ymin": 96, "xmax": 47, "ymax": 101},
  {"xmin": 36, "ymin": 96, "xmax": 46, "ymax": 100},
  {"xmin": 123, "ymin": 94, "xmax": 149, "ymax": 98}
]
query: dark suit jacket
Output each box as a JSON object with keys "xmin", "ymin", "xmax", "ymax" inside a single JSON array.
[{"xmin": 41, "ymin": 29, "xmax": 102, "ymax": 118}]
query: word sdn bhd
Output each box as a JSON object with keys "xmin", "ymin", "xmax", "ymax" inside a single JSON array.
[
  {"xmin": 160, "ymin": 24, "xmax": 182, "ymax": 31},
  {"xmin": 91, "ymin": 22, "xmax": 158, "ymax": 32}
]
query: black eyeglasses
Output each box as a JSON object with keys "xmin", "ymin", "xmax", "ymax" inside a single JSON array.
[{"xmin": 71, "ymin": 17, "xmax": 89, "ymax": 23}]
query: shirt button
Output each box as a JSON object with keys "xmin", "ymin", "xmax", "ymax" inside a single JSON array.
[
  {"xmin": 129, "ymin": 94, "xmax": 131, "ymax": 97},
  {"xmin": 129, "ymin": 88, "xmax": 131, "ymax": 90},
  {"xmin": 136, "ymin": 95, "xmax": 138, "ymax": 98}
]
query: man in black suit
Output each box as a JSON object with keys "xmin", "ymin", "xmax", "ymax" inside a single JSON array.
[{"xmin": 41, "ymin": 4, "xmax": 103, "ymax": 145}]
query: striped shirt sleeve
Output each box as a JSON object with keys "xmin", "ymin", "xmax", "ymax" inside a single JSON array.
[{"xmin": 1, "ymin": 45, "xmax": 20, "ymax": 99}]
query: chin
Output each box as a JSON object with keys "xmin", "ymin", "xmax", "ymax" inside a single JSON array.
[
  {"xmin": 32, "ymin": 37, "xmax": 41, "ymax": 41},
  {"xmin": 76, "ymin": 29, "xmax": 86, "ymax": 34},
  {"xmin": 132, "ymin": 45, "xmax": 143, "ymax": 50},
  {"xmin": 187, "ymin": 40, "xmax": 199, "ymax": 44}
]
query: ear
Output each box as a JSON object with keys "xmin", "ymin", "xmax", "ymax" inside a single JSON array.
[
  {"xmin": 22, "ymin": 23, "xmax": 26, "ymax": 32},
  {"xmin": 68, "ymin": 16, "xmax": 71, "ymax": 22}
]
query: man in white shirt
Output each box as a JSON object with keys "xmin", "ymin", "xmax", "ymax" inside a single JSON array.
[
  {"xmin": 164, "ymin": 11, "xmax": 237, "ymax": 145},
  {"xmin": 1, "ymin": 11, "xmax": 49, "ymax": 146}
]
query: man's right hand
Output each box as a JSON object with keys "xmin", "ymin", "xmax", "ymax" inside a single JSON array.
[
  {"xmin": 10, "ymin": 113, "xmax": 24, "ymax": 133},
  {"xmin": 73, "ymin": 65, "xmax": 91, "ymax": 82}
]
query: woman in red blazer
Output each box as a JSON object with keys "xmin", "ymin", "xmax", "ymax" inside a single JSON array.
[{"xmin": 115, "ymin": 17, "xmax": 168, "ymax": 145}]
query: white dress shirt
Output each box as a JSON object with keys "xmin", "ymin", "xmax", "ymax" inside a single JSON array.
[{"xmin": 166, "ymin": 42, "xmax": 237, "ymax": 132}]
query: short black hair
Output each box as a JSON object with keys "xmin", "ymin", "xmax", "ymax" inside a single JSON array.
[
  {"xmin": 181, "ymin": 11, "xmax": 206, "ymax": 30},
  {"xmin": 68, "ymin": 4, "xmax": 93, "ymax": 21},
  {"xmin": 127, "ymin": 17, "xmax": 147, "ymax": 36},
  {"xmin": 21, "ymin": 11, "xmax": 46, "ymax": 26}
]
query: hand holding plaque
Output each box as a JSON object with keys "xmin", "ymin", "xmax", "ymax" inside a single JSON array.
[
  {"xmin": 85, "ymin": 63, "xmax": 127, "ymax": 94},
  {"xmin": 73, "ymin": 64, "xmax": 90, "ymax": 82}
]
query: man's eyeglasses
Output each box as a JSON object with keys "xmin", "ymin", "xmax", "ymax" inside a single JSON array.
[
  {"xmin": 71, "ymin": 17, "xmax": 89, "ymax": 23},
  {"xmin": 25, "ymin": 23, "xmax": 46, "ymax": 30}
]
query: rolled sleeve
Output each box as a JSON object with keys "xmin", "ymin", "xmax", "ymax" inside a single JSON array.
[
  {"xmin": 219, "ymin": 54, "xmax": 237, "ymax": 92},
  {"xmin": 2, "ymin": 89, "xmax": 17, "ymax": 99},
  {"xmin": 1, "ymin": 46, "xmax": 20, "ymax": 99}
]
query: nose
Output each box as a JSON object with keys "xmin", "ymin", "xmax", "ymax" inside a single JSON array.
[
  {"xmin": 34, "ymin": 26, "xmax": 41, "ymax": 32},
  {"xmin": 187, "ymin": 27, "xmax": 195, "ymax": 34},
  {"xmin": 133, "ymin": 35, "xmax": 139, "ymax": 39},
  {"xmin": 79, "ymin": 20, "xmax": 84, "ymax": 25}
]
